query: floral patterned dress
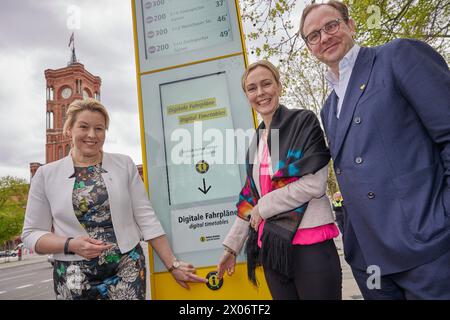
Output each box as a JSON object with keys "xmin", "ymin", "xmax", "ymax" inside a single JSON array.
[{"xmin": 53, "ymin": 164, "xmax": 146, "ymax": 300}]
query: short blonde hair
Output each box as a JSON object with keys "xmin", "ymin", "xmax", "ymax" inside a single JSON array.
[
  {"xmin": 63, "ymin": 98, "xmax": 110, "ymax": 137},
  {"xmin": 241, "ymin": 60, "xmax": 281, "ymax": 92}
]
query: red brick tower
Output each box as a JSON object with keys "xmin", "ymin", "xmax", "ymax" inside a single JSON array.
[
  {"xmin": 29, "ymin": 38, "xmax": 102, "ymax": 179},
  {"xmin": 44, "ymin": 62, "xmax": 101, "ymax": 163}
]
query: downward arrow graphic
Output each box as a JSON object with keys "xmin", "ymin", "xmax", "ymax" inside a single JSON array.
[{"xmin": 198, "ymin": 178, "xmax": 211, "ymax": 195}]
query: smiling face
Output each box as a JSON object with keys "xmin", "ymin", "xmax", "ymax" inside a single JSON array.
[
  {"xmin": 67, "ymin": 110, "xmax": 106, "ymax": 158},
  {"xmin": 244, "ymin": 65, "xmax": 282, "ymax": 121},
  {"xmin": 303, "ymin": 5, "xmax": 356, "ymax": 73}
]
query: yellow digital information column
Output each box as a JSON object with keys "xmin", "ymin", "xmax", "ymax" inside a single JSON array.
[{"xmin": 131, "ymin": 0, "xmax": 271, "ymax": 299}]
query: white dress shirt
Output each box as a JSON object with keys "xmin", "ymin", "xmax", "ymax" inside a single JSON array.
[{"xmin": 325, "ymin": 44, "xmax": 361, "ymax": 118}]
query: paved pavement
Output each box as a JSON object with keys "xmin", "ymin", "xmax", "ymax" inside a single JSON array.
[
  {"xmin": 0, "ymin": 260, "xmax": 54, "ymax": 299},
  {"xmin": 0, "ymin": 253, "xmax": 49, "ymax": 267},
  {"xmin": 1, "ymin": 240, "xmax": 362, "ymax": 300},
  {"xmin": 0, "ymin": 253, "xmax": 48, "ymax": 270},
  {"xmin": 334, "ymin": 235, "xmax": 363, "ymax": 300}
]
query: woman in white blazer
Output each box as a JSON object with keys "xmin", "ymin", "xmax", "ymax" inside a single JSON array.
[{"xmin": 22, "ymin": 98, "xmax": 205, "ymax": 300}]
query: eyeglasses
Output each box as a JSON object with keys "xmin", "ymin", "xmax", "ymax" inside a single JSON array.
[{"xmin": 304, "ymin": 19, "xmax": 342, "ymax": 45}]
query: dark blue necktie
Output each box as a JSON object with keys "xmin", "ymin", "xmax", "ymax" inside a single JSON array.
[{"xmin": 327, "ymin": 91, "xmax": 339, "ymax": 155}]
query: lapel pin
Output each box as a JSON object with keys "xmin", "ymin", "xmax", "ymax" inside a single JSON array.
[{"xmin": 360, "ymin": 84, "xmax": 366, "ymax": 90}]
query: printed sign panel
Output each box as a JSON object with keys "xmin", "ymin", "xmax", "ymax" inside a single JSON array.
[
  {"xmin": 160, "ymin": 72, "xmax": 242, "ymax": 206},
  {"xmin": 133, "ymin": 0, "xmax": 272, "ymax": 299},
  {"xmin": 170, "ymin": 202, "xmax": 237, "ymax": 254}
]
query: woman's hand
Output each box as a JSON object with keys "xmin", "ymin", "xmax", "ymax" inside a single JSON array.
[
  {"xmin": 69, "ymin": 235, "xmax": 113, "ymax": 259},
  {"xmin": 170, "ymin": 261, "xmax": 207, "ymax": 289},
  {"xmin": 249, "ymin": 205, "xmax": 262, "ymax": 231},
  {"xmin": 148, "ymin": 235, "xmax": 206, "ymax": 288},
  {"xmin": 217, "ymin": 250, "xmax": 237, "ymax": 280}
]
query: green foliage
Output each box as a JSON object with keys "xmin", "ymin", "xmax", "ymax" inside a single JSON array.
[
  {"xmin": 0, "ymin": 205, "xmax": 25, "ymax": 245},
  {"xmin": 347, "ymin": 0, "xmax": 449, "ymax": 52},
  {"xmin": 327, "ymin": 161, "xmax": 339, "ymax": 198},
  {"xmin": 0, "ymin": 176, "xmax": 29, "ymax": 245},
  {"xmin": 241, "ymin": 0, "xmax": 300, "ymax": 60},
  {"xmin": 240, "ymin": 0, "xmax": 449, "ymax": 114},
  {"xmin": 0, "ymin": 176, "xmax": 28, "ymax": 209},
  {"xmin": 241, "ymin": 0, "xmax": 449, "ymax": 63},
  {"xmin": 240, "ymin": 0, "xmax": 449, "ymax": 194}
]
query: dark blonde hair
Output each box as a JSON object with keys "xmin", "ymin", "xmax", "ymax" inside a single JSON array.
[
  {"xmin": 299, "ymin": 0, "xmax": 350, "ymax": 39},
  {"xmin": 241, "ymin": 60, "xmax": 281, "ymax": 92},
  {"xmin": 63, "ymin": 98, "xmax": 110, "ymax": 137}
]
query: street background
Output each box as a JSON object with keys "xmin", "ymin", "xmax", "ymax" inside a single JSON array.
[{"xmin": 0, "ymin": 236, "xmax": 362, "ymax": 300}]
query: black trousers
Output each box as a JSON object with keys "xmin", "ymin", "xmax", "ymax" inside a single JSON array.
[{"xmin": 263, "ymin": 239, "xmax": 342, "ymax": 300}]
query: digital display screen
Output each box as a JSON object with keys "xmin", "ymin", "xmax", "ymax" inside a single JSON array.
[{"xmin": 141, "ymin": 0, "xmax": 233, "ymax": 59}]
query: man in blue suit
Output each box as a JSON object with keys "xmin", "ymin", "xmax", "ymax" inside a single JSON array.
[{"xmin": 299, "ymin": 1, "xmax": 450, "ymax": 299}]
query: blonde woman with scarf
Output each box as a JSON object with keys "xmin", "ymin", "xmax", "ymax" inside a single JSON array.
[{"xmin": 217, "ymin": 61, "xmax": 342, "ymax": 300}]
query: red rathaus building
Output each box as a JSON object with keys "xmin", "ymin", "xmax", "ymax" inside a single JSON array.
[
  {"xmin": 44, "ymin": 64, "xmax": 101, "ymax": 164},
  {"xmin": 30, "ymin": 41, "xmax": 143, "ymax": 178}
]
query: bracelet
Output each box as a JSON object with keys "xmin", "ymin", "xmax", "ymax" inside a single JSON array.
[
  {"xmin": 223, "ymin": 246, "xmax": 237, "ymax": 257},
  {"xmin": 64, "ymin": 237, "xmax": 74, "ymax": 255}
]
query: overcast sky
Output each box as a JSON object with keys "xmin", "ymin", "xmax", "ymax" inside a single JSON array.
[{"xmin": 0, "ymin": 0, "xmax": 304, "ymax": 181}]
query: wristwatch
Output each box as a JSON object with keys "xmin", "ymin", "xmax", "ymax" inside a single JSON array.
[{"xmin": 167, "ymin": 258, "xmax": 180, "ymax": 272}]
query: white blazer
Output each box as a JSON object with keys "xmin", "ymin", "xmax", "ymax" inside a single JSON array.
[{"xmin": 22, "ymin": 152, "xmax": 165, "ymax": 261}]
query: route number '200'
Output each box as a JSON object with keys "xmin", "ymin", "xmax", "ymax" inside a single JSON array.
[
  {"xmin": 146, "ymin": 13, "xmax": 166, "ymax": 24},
  {"xmin": 148, "ymin": 43, "xmax": 169, "ymax": 54}
]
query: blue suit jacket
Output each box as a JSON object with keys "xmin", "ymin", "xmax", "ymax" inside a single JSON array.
[{"xmin": 321, "ymin": 39, "xmax": 450, "ymax": 275}]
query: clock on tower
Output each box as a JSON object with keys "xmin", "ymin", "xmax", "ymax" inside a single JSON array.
[{"xmin": 61, "ymin": 87, "xmax": 72, "ymax": 99}]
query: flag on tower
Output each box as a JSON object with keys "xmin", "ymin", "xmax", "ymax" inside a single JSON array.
[{"xmin": 68, "ymin": 32, "xmax": 74, "ymax": 47}]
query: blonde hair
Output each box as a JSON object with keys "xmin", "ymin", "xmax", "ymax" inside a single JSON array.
[
  {"xmin": 241, "ymin": 60, "xmax": 281, "ymax": 92},
  {"xmin": 63, "ymin": 98, "xmax": 110, "ymax": 137}
]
